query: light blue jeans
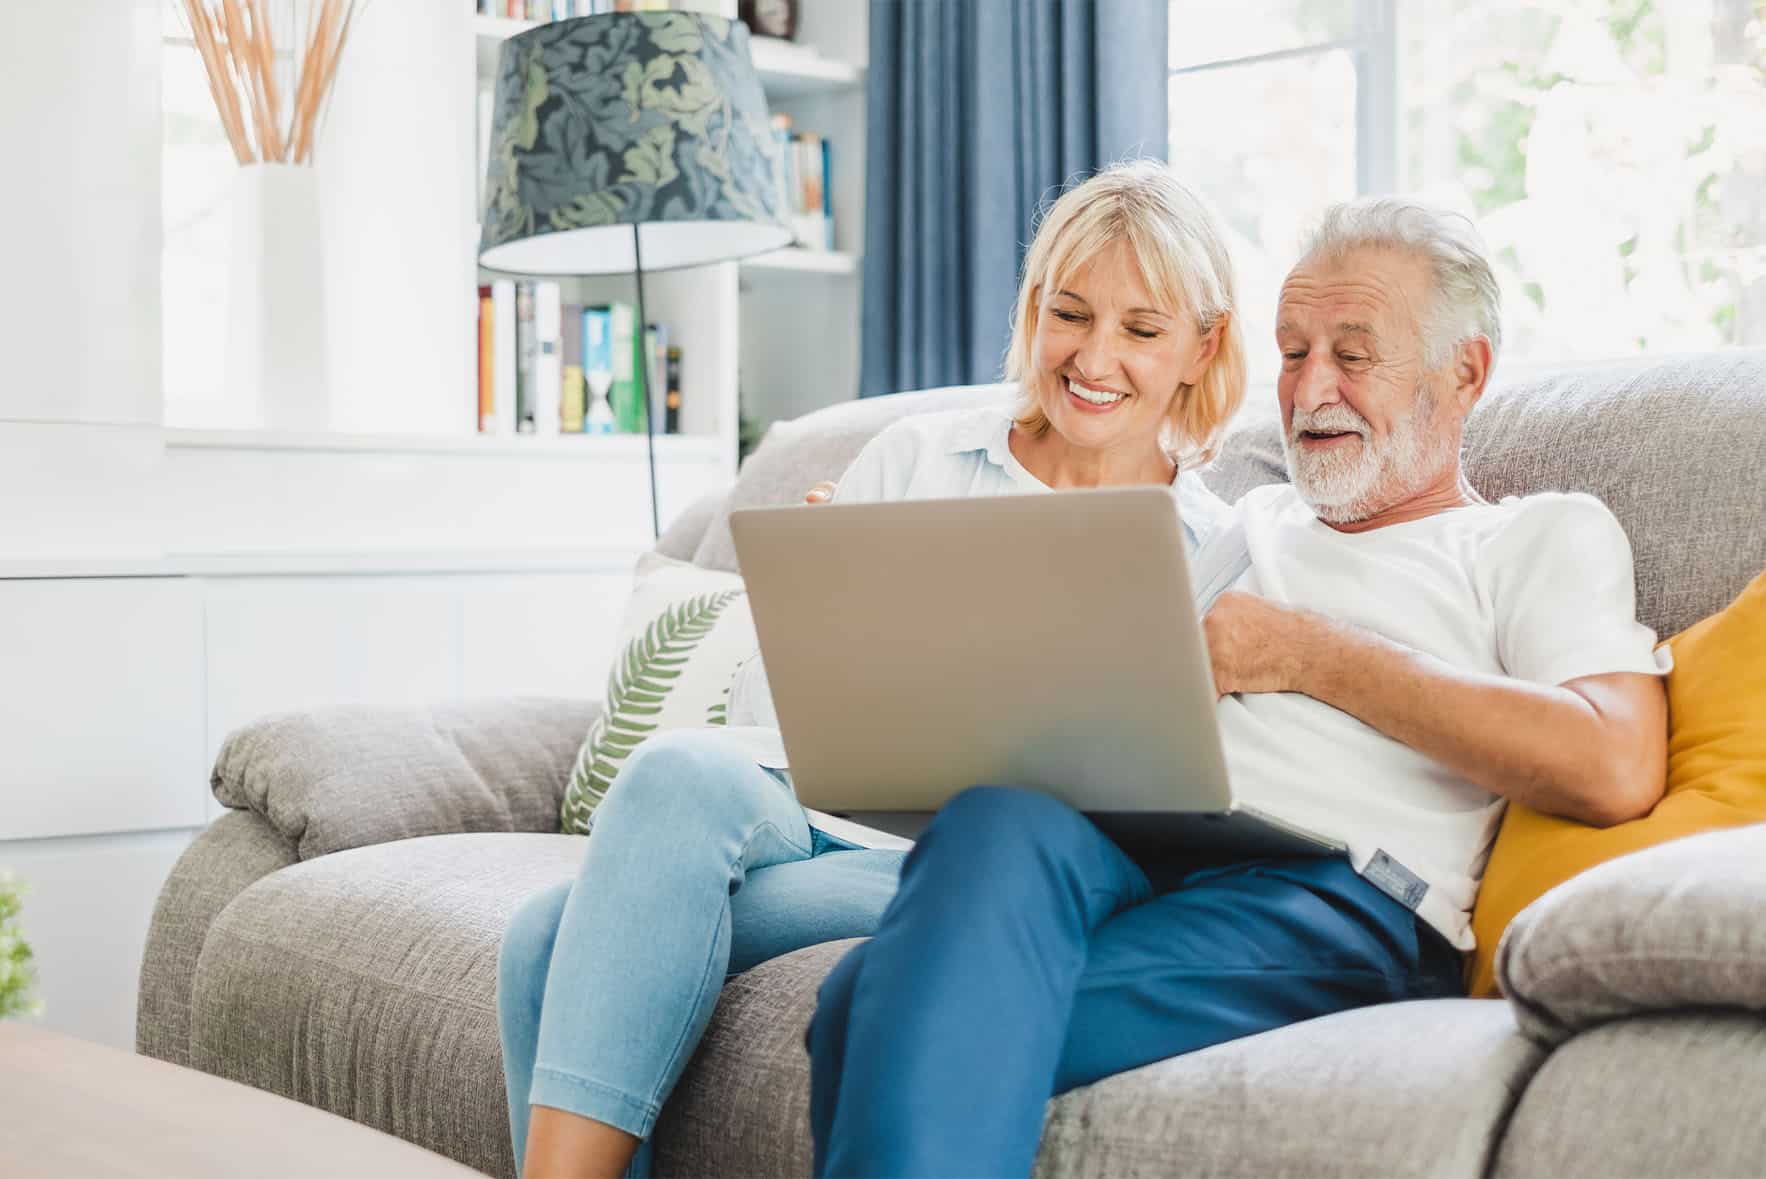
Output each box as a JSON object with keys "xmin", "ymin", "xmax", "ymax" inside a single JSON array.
[{"xmin": 496, "ymin": 728, "xmax": 906, "ymax": 1177}]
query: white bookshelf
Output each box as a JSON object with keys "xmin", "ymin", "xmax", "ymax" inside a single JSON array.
[{"xmin": 470, "ymin": 3, "xmax": 868, "ymax": 458}]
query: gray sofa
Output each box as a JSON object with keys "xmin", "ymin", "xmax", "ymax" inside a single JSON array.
[{"xmin": 139, "ymin": 352, "xmax": 1766, "ymax": 1178}]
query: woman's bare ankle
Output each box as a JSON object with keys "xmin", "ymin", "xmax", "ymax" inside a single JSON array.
[{"xmin": 523, "ymin": 1105, "xmax": 641, "ymax": 1179}]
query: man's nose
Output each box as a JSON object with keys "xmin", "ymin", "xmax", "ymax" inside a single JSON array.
[{"xmin": 1289, "ymin": 353, "xmax": 1341, "ymax": 414}]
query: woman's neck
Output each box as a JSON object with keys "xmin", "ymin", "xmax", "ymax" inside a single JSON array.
[{"xmin": 1008, "ymin": 424, "xmax": 1176, "ymax": 489}]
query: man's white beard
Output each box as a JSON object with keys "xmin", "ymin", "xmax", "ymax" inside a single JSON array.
[{"xmin": 1281, "ymin": 387, "xmax": 1453, "ymax": 524}]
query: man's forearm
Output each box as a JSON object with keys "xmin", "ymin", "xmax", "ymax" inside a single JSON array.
[{"xmin": 1291, "ymin": 619, "xmax": 1642, "ymax": 825}]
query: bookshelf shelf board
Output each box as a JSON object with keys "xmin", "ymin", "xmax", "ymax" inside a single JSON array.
[
  {"xmin": 162, "ymin": 426, "xmax": 726, "ymax": 461},
  {"xmin": 473, "ymin": 15, "xmax": 540, "ymax": 76},
  {"xmin": 749, "ymin": 36, "xmax": 863, "ymax": 97},
  {"xmin": 741, "ymin": 248, "xmax": 860, "ymax": 277}
]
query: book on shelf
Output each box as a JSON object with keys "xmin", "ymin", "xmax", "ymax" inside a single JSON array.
[
  {"xmin": 534, "ymin": 282, "xmax": 563, "ymax": 437},
  {"xmin": 492, "ymin": 279, "xmax": 517, "ymax": 435},
  {"xmin": 664, "ymin": 344, "xmax": 683, "ymax": 434},
  {"xmin": 476, "ymin": 289, "xmax": 687, "ymax": 437},
  {"xmin": 770, "ymin": 115, "xmax": 836, "ymax": 251},
  {"xmin": 514, "ymin": 281, "xmax": 537, "ymax": 433},
  {"xmin": 477, "ymin": 286, "xmax": 494, "ymax": 432}
]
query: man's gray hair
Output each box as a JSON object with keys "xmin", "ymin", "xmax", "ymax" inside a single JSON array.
[{"xmin": 1297, "ymin": 199, "xmax": 1502, "ymax": 369}]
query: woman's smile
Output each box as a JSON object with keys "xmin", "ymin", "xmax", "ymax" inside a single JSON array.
[{"xmin": 1064, "ymin": 376, "xmax": 1130, "ymax": 413}]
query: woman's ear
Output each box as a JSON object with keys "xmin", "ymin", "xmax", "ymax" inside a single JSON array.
[{"xmin": 1182, "ymin": 315, "xmax": 1227, "ymax": 385}]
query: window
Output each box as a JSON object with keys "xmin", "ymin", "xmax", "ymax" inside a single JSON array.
[{"xmin": 1170, "ymin": 0, "xmax": 1766, "ymax": 378}]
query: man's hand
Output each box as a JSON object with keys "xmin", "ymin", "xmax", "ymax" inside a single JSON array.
[
  {"xmin": 1202, "ymin": 591, "xmax": 1329, "ymax": 697},
  {"xmin": 804, "ymin": 480, "xmax": 838, "ymax": 505}
]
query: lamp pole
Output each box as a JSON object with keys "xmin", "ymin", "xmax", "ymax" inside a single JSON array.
[{"xmin": 632, "ymin": 222, "xmax": 660, "ymax": 540}]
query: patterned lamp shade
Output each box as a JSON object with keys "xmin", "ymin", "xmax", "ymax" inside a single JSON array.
[{"xmin": 479, "ymin": 11, "xmax": 791, "ymax": 275}]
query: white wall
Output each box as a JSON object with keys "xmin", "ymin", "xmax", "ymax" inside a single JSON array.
[
  {"xmin": 320, "ymin": 0, "xmax": 478, "ymax": 435},
  {"xmin": 0, "ymin": 1, "xmax": 162, "ymax": 427}
]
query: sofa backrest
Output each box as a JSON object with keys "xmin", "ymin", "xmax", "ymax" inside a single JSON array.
[
  {"xmin": 1206, "ymin": 351, "xmax": 1766, "ymax": 638},
  {"xmin": 678, "ymin": 382, "xmax": 1018, "ymax": 570},
  {"xmin": 672, "ymin": 351, "xmax": 1766, "ymax": 639}
]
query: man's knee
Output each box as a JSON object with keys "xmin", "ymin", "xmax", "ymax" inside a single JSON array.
[
  {"xmin": 919, "ymin": 784, "xmax": 1096, "ymax": 861},
  {"xmin": 806, "ymin": 941, "xmax": 869, "ymax": 1060}
]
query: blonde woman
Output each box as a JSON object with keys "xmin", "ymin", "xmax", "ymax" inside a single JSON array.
[{"xmin": 497, "ymin": 160, "xmax": 1247, "ymax": 1179}]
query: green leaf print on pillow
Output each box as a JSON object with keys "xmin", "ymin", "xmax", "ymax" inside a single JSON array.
[{"xmin": 560, "ymin": 588, "xmax": 745, "ymax": 835}]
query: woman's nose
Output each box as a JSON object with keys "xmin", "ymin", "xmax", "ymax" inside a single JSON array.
[{"xmin": 1072, "ymin": 326, "xmax": 1120, "ymax": 381}]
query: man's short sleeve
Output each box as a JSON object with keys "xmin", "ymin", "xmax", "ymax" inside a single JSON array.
[{"xmin": 1480, "ymin": 493, "xmax": 1671, "ymax": 687}]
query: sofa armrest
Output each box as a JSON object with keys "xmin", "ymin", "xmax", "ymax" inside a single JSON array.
[
  {"xmin": 138, "ymin": 809, "xmax": 300, "ymax": 1067},
  {"xmin": 211, "ymin": 696, "xmax": 601, "ymax": 862},
  {"xmin": 1497, "ymin": 823, "xmax": 1766, "ymax": 1045}
]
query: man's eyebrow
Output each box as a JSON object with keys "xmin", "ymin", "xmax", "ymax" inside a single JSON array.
[{"xmin": 1275, "ymin": 319, "xmax": 1377, "ymax": 337}]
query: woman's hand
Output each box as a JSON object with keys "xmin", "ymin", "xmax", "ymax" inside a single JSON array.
[
  {"xmin": 804, "ymin": 481, "xmax": 838, "ymax": 505},
  {"xmin": 1202, "ymin": 591, "xmax": 1330, "ymax": 698}
]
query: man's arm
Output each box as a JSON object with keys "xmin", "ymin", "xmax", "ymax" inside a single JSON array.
[{"xmin": 1204, "ymin": 591, "xmax": 1667, "ymax": 827}]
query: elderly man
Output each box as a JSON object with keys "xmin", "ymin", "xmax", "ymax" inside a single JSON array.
[{"xmin": 804, "ymin": 199, "xmax": 1671, "ymax": 1179}]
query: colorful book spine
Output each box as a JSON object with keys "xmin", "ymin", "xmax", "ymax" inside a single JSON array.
[
  {"xmin": 561, "ymin": 301, "xmax": 585, "ymax": 433},
  {"xmin": 514, "ymin": 280, "xmax": 536, "ymax": 433},
  {"xmin": 644, "ymin": 322, "xmax": 669, "ymax": 434},
  {"xmin": 492, "ymin": 279, "xmax": 517, "ymax": 436},
  {"xmin": 664, "ymin": 345, "xmax": 682, "ymax": 434},
  {"xmin": 595, "ymin": 301, "xmax": 642, "ymax": 433},
  {"xmin": 534, "ymin": 281, "xmax": 563, "ymax": 436},
  {"xmin": 582, "ymin": 306, "xmax": 615, "ymax": 435},
  {"xmin": 477, "ymin": 285, "xmax": 494, "ymax": 433}
]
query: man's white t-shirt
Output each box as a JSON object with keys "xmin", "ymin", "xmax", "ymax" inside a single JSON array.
[{"xmin": 1216, "ymin": 483, "xmax": 1671, "ymax": 950}]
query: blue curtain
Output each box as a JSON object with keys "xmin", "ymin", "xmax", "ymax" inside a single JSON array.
[{"xmin": 860, "ymin": 0, "xmax": 1170, "ymax": 397}]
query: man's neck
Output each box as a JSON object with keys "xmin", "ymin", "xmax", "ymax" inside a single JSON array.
[
  {"xmin": 1009, "ymin": 425, "xmax": 1175, "ymax": 489},
  {"xmin": 1325, "ymin": 468, "xmax": 1485, "ymax": 533}
]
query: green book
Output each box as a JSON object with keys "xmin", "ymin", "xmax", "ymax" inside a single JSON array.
[{"xmin": 588, "ymin": 301, "xmax": 644, "ymax": 433}]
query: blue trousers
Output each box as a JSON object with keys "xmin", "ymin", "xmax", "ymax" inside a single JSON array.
[{"xmin": 806, "ymin": 786, "xmax": 1465, "ymax": 1179}]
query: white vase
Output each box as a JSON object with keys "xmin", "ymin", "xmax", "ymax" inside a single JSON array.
[{"xmin": 224, "ymin": 163, "xmax": 331, "ymax": 432}]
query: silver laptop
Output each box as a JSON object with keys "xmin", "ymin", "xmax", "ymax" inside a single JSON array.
[{"xmin": 729, "ymin": 487, "xmax": 1346, "ymax": 861}]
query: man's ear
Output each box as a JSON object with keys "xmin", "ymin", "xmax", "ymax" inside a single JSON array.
[{"xmin": 1452, "ymin": 335, "xmax": 1494, "ymax": 413}]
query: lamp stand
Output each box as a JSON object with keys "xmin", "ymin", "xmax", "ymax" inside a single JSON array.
[{"xmin": 632, "ymin": 223, "xmax": 661, "ymax": 540}]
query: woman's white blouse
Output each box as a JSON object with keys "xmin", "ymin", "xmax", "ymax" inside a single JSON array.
[{"xmin": 832, "ymin": 399, "xmax": 1231, "ymax": 555}]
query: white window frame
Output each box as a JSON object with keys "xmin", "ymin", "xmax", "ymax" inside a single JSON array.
[{"xmin": 1167, "ymin": 1, "xmax": 1400, "ymax": 197}]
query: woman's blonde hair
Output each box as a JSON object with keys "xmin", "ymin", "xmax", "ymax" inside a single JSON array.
[{"xmin": 1003, "ymin": 160, "xmax": 1246, "ymax": 467}]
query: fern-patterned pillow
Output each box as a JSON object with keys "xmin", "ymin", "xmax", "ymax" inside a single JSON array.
[{"xmin": 561, "ymin": 554, "xmax": 757, "ymax": 835}]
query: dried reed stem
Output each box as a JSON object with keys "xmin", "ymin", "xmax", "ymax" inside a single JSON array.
[
  {"xmin": 184, "ymin": 0, "xmax": 254, "ymax": 163},
  {"xmin": 177, "ymin": 0, "xmax": 361, "ymax": 168}
]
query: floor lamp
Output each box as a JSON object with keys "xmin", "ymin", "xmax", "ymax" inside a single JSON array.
[{"xmin": 478, "ymin": 11, "xmax": 792, "ymax": 539}]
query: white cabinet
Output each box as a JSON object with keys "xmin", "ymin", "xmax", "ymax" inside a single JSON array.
[
  {"xmin": 3, "ymin": 563, "xmax": 635, "ymax": 1049},
  {"xmin": 0, "ymin": 579, "xmax": 205, "ymax": 841}
]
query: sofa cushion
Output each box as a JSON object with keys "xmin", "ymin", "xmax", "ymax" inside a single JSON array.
[
  {"xmin": 190, "ymin": 832, "xmax": 586, "ymax": 1179},
  {"xmin": 656, "ymin": 938, "xmax": 1543, "ymax": 1179},
  {"xmin": 560, "ymin": 554, "xmax": 756, "ymax": 833},
  {"xmin": 1469, "ymin": 568, "xmax": 1766, "ymax": 995},
  {"xmin": 1496, "ymin": 823, "xmax": 1766, "ymax": 1046},
  {"xmin": 691, "ymin": 383, "xmax": 1017, "ymax": 571},
  {"xmin": 1492, "ymin": 1012, "xmax": 1766, "ymax": 1179},
  {"xmin": 1203, "ymin": 352, "xmax": 1766, "ymax": 639},
  {"xmin": 211, "ymin": 697, "xmax": 597, "ymax": 859}
]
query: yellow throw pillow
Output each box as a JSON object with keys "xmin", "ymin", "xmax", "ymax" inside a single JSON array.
[{"xmin": 1467, "ymin": 568, "xmax": 1766, "ymax": 997}]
